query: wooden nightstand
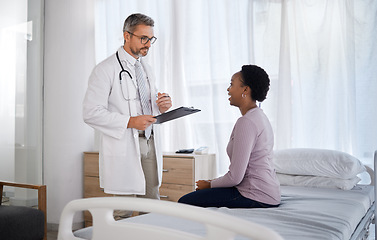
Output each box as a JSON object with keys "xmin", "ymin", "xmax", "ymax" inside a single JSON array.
[
  {"xmin": 83, "ymin": 152, "xmax": 113, "ymax": 226},
  {"xmin": 83, "ymin": 152, "xmax": 217, "ymax": 225},
  {"xmin": 159, "ymin": 153, "xmax": 216, "ymax": 202}
]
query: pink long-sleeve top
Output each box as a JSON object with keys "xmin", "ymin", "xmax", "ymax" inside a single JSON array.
[{"xmin": 211, "ymin": 107, "xmax": 281, "ymax": 205}]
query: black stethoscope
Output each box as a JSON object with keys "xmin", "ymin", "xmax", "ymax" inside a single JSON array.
[
  {"xmin": 116, "ymin": 51, "xmax": 132, "ymax": 81},
  {"xmin": 116, "ymin": 51, "xmax": 135, "ymax": 101}
]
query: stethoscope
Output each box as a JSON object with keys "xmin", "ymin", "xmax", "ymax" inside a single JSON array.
[
  {"xmin": 116, "ymin": 51, "xmax": 135, "ymax": 101},
  {"xmin": 116, "ymin": 51, "xmax": 156, "ymax": 104},
  {"xmin": 116, "ymin": 51, "xmax": 132, "ymax": 81}
]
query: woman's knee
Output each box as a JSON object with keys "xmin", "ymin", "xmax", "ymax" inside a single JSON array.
[
  {"xmin": 178, "ymin": 191, "xmax": 203, "ymax": 206},
  {"xmin": 178, "ymin": 194, "xmax": 191, "ymax": 204},
  {"xmin": 177, "ymin": 196, "xmax": 185, "ymax": 203}
]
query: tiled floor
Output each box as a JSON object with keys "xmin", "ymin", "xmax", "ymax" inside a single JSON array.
[{"xmin": 47, "ymin": 231, "xmax": 58, "ymax": 240}]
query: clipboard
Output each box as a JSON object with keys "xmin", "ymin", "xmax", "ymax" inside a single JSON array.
[{"xmin": 154, "ymin": 107, "xmax": 201, "ymax": 124}]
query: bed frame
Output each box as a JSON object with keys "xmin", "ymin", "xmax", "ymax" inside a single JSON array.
[
  {"xmin": 58, "ymin": 150, "xmax": 377, "ymax": 240},
  {"xmin": 57, "ymin": 197, "xmax": 283, "ymax": 240}
]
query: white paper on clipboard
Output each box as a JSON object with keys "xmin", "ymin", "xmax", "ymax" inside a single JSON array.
[{"xmin": 153, "ymin": 107, "xmax": 201, "ymax": 124}]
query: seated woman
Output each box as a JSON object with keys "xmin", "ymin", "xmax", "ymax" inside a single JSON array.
[{"xmin": 178, "ymin": 65, "xmax": 280, "ymax": 208}]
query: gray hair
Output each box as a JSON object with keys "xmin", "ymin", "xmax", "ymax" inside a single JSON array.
[{"xmin": 123, "ymin": 13, "xmax": 154, "ymax": 33}]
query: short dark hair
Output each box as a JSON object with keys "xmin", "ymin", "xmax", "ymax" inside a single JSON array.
[
  {"xmin": 123, "ymin": 13, "xmax": 154, "ymax": 33},
  {"xmin": 240, "ymin": 65, "xmax": 270, "ymax": 102}
]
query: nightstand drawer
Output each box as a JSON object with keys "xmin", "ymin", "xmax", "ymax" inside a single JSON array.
[
  {"xmin": 159, "ymin": 183, "xmax": 194, "ymax": 202},
  {"xmin": 84, "ymin": 153, "xmax": 100, "ymax": 177},
  {"xmin": 84, "ymin": 176, "xmax": 110, "ymax": 198},
  {"xmin": 162, "ymin": 157, "xmax": 194, "ymax": 185},
  {"xmin": 84, "ymin": 211, "xmax": 93, "ymax": 227}
]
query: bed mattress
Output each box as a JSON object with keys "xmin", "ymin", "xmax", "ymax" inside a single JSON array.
[{"xmin": 74, "ymin": 185, "xmax": 374, "ymax": 240}]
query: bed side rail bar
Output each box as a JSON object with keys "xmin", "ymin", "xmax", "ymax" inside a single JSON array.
[{"xmin": 58, "ymin": 197, "xmax": 284, "ymax": 240}]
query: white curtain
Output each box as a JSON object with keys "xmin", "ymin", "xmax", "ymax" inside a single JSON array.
[{"xmin": 94, "ymin": 0, "xmax": 377, "ymax": 175}]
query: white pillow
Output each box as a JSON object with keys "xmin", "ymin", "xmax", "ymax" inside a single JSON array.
[
  {"xmin": 273, "ymin": 148, "xmax": 366, "ymax": 179},
  {"xmin": 277, "ymin": 173, "xmax": 361, "ymax": 190}
]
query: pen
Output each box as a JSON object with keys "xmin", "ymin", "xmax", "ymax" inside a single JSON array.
[{"xmin": 156, "ymin": 93, "xmax": 170, "ymax": 99}]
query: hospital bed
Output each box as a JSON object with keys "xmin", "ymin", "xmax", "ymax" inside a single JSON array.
[{"xmin": 59, "ymin": 149, "xmax": 377, "ymax": 240}]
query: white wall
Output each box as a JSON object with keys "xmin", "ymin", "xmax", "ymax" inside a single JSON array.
[{"xmin": 44, "ymin": 0, "xmax": 96, "ymax": 227}]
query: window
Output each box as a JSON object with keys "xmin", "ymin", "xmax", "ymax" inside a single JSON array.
[
  {"xmin": 94, "ymin": 0, "xmax": 377, "ymax": 175},
  {"xmin": 0, "ymin": 0, "xmax": 44, "ymax": 202}
]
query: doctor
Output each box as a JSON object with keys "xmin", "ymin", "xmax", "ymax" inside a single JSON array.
[{"xmin": 83, "ymin": 13, "xmax": 172, "ymax": 199}]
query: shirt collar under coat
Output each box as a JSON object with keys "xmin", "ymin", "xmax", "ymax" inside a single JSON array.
[{"xmin": 118, "ymin": 46, "xmax": 141, "ymax": 68}]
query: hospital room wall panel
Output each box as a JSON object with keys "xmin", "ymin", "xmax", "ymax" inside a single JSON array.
[{"xmin": 43, "ymin": 0, "xmax": 96, "ymax": 230}]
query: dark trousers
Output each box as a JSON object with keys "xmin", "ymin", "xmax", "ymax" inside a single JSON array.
[{"xmin": 178, "ymin": 187, "xmax": 279, "ymax": 208}]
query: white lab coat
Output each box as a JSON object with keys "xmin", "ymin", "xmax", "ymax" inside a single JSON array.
[{"xmin": 83, "ymin": 47, "xmax": 162, "ymax": 195}]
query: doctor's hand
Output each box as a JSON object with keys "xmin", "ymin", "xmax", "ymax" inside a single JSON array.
[
  {"xmin": 195, "ymin": 180, "xmax": 211, "ymax": 191},
  {"xmin": 156, "ymin": 92, "xmax": 172, "ymax": 113},
  {"xmin": 127, "ymin": 115, "xmax": 157, "ymax": 130}
]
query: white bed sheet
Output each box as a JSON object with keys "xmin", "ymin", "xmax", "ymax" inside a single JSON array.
[{"xmin": 74, "ymin": 185, "xmax": 374, "ymax": 240}]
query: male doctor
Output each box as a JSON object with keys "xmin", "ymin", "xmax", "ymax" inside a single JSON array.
[{"xmin": 83, "ymin": 13, "xmax": 172, "ymax": 200}]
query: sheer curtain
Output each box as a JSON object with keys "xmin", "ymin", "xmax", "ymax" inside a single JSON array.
[{"xmin": 94, "ymin": 0, "xmax": 377, "ymax": 175}]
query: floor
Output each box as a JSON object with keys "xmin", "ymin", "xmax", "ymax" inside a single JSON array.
[{"xmin": 47, "ymin": 231, "xmax": 58, "ymax": 240}]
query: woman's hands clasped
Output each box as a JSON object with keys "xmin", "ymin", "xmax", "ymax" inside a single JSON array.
[{"xmin": 196, "ymin": 180, "xmax": 211, "ymax": 190}]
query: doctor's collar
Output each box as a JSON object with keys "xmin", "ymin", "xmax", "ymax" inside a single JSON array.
[{"xmin": 119, "ymin": 47, "xmax": 138, "ymax": 67}]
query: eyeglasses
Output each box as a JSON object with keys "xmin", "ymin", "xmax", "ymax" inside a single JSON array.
[{"xmin": 127, "ymin": 31, "xmax": 157, "ymax": 44}]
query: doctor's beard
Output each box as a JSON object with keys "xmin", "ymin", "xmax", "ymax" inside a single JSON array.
[{"xmin": 132, "ymin": 47, "xmax": 149, "ymax": 58}]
